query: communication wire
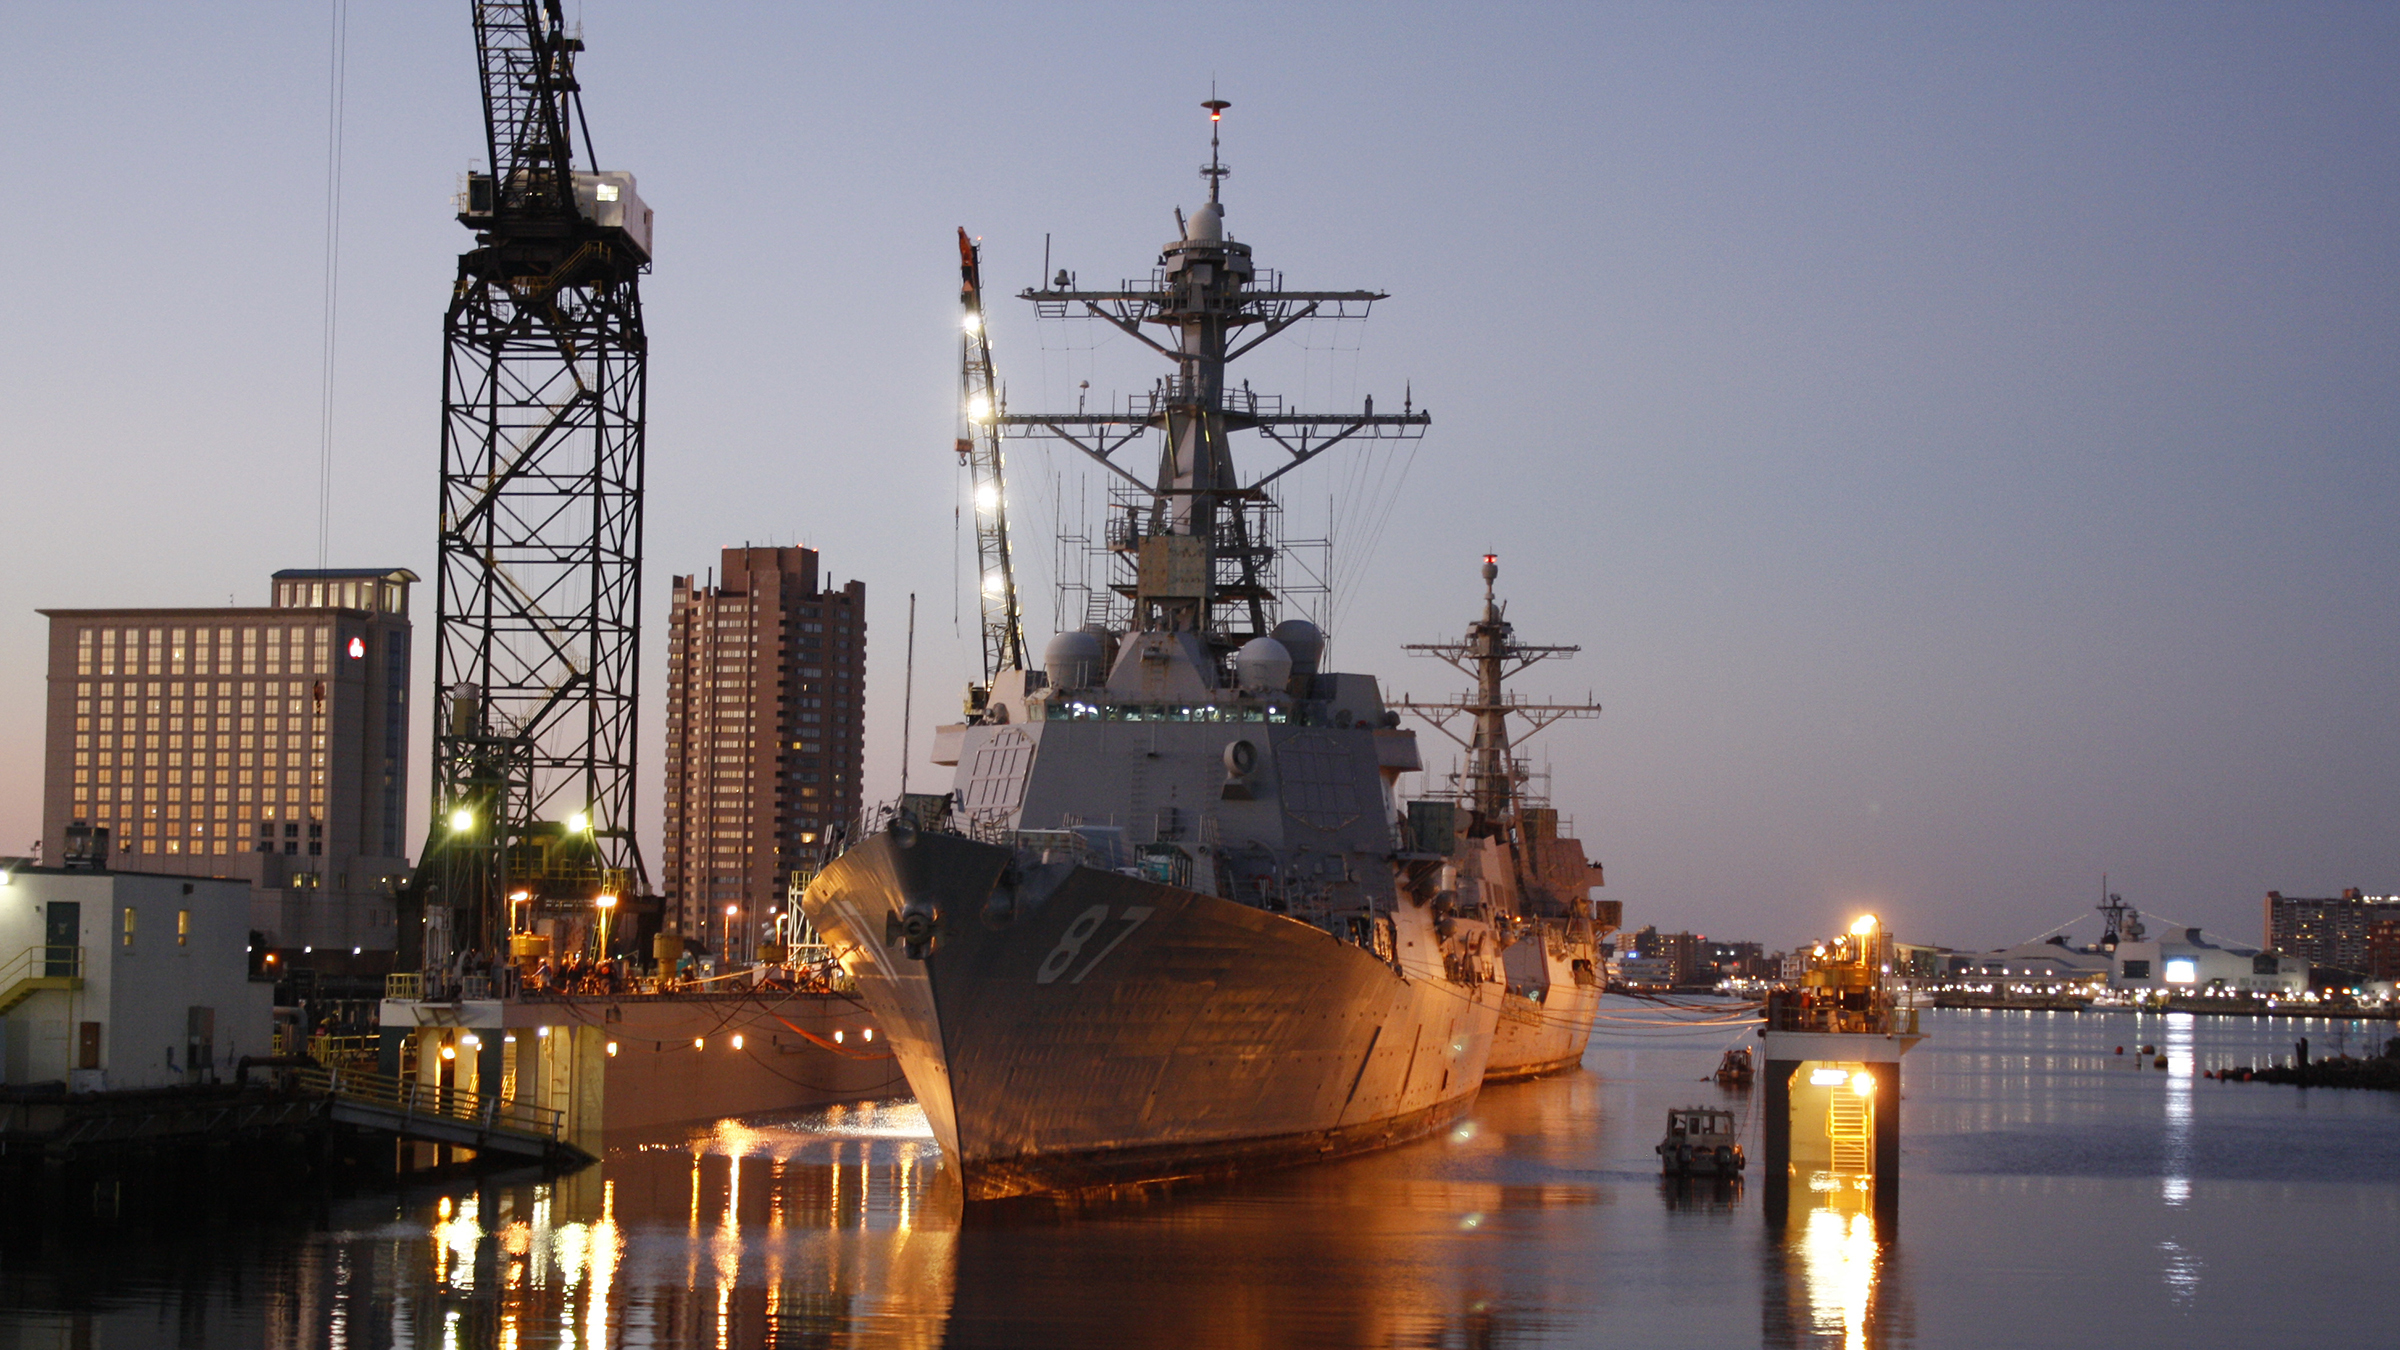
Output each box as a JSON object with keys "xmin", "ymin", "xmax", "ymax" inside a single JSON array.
[{"xmin": 313, "ymin": 0, "xmax": 349, "ymax": 568}]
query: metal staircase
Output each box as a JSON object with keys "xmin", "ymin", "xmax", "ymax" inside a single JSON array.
[
  {"xmin": 1827, "ymin": 1087, "xmax": 1872, "ymax": 1173},
  {"xmin": 0, "ymin": 945, "xmax": 82, "ymax": 1016}
]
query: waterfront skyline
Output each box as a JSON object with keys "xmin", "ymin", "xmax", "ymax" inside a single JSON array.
[{"xmin": 1, "ymin": 3, "xmax": 2391, "ymax": 950}]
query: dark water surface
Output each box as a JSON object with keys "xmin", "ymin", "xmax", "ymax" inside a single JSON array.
[{"xmin": 4, "ymin": 1005, "xmax": 2396, "ymax": 1348}]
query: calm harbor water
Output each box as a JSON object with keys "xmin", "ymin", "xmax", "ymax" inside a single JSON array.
[{"xmin": 4, "ymin": 1004, "xmax": 2397, "ymax": 1348}]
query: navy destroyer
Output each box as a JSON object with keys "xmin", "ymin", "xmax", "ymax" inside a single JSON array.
[
  {"xmin": 1396, "ymin": 557, "xmax": 1617, "ymax": 1081},
  {"xmin": 799, "ymin": 105, "xmax": 1504, "ymax": 1200}
]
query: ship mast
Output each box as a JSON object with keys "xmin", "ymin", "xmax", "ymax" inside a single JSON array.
[
  {"xmin": 1397, "ymin": 555, "xmax": 1601, "ymax": 824},
  {"xmin": 999, "ymin": 100, "xmax": 1429, "ymax": 650}
]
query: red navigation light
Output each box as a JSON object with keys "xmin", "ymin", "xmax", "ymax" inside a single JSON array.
[{"xmin": 1483, "ymin": 554, "xmax": 1496, "ymax": 566}]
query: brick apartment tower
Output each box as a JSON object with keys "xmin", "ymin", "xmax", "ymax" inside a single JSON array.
[
  {"xmin": 662, "ymin": 547, "xmax": 865, "ymax": 956},
  {"xmin": 39, "ymin": 568, "xmax": 417, "ymax": 962}
]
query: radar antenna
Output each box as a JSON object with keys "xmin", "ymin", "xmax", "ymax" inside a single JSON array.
[
  {"xmin": 1202, "ymin": 96, "xmax": 1230, "ymax": 203},
  {"xmin": 999, "ymin": 98, "xmax": 1430, "ymax": 649},
  {"xmin": 2097, "ymin": 878, "xmax": 2145, "ymax": 950}
]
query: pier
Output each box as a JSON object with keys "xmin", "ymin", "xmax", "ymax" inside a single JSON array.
[{"xmin": 1758, "ymin": 916, "xmax": 1924, "ymax": 1223}]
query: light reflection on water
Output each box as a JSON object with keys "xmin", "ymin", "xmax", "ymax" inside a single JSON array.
[
  {"xmin": 2161, "ymin": 1013, "xmax": 2194, "ymax": 1209},
  {"xmin": 3, "ymin": 1007, "xmax": 2398, "ymax": 1348},
  {"xmin": 1799, "ymin": 1206, "xmax": 1877, "ymax": 1350}
]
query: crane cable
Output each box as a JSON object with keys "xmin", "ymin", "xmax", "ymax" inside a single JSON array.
[{"xmin": 314, "ymin": 0, "xmax": 349, "ymax": 569}]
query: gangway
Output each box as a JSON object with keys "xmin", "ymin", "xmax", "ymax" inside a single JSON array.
[{"xmin": 292, "ymin": 1065, "xmax": 592, "ymax": 1165}]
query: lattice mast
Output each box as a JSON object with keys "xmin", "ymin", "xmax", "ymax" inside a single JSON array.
[
  {"xmin": 958, "ymin": 227, "xmax": 1026, "ymax": 703},
  {"xmin": 998, "ymin": 100, "xmax": 1428, "ymax": 652},
  {"xmin": 1397, "ymin": 555, "xmax": 1601, "ymax": 822},
  {"xmin": 427, "ymin": 0, "xmax": 653, "ymax": 958}
]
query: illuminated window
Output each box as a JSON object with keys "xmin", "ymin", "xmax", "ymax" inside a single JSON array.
[
  {"xmin": 121, "ymin": 907, "xmax": 136, "ymax": 948},
  {"xmin": 178, "ymin": 909, "xmax": 191, "ymax": 946},
  {"xmin": 2164, "ymin": 958, "xmax": 2198, "ymax": 984}
]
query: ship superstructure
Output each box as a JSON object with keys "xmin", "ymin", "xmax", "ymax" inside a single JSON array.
[
  {"xmin": 1396, "ymin": 557, "xmax": 1615, "ymax": 1080},
  {"xmin": 800, "ymin": 104, "xmax": 1505, "ymax": 1200}
]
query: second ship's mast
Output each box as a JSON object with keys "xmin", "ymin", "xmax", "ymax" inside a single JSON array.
[
  {"xmin": 995, "ymin": 100, "xmax": 1429, "ymax": 651},
  {"xmin": 1398, "ymin": 555, "xmax": 1601, "ymax": 824}
]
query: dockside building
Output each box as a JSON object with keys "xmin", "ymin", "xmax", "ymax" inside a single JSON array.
[
  {"xmin": 0, "ymin": 863, "xmax": 271, "ymax": 1091},
  {"xmin": 662, "ymin": 547, "xmax": 865, "ymax": 960},
  {"xmin": 2265, "ymin": 888, "xmax": 2400, "ymax": 975},
  {"xmin": 37, "ymin": 568, "xmax": 417, "ymax": 963}
]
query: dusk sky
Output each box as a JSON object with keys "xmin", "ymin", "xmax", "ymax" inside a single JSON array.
[{"xmin": 2, "ymin": 3, "xmax": 2391, "ymax": 952}]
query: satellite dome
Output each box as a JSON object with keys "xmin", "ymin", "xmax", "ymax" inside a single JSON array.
[
  {"xmin": 1233, "ymin": 636, "xmax": 1292, "ymax": 692},
  {"xmin": 1270, "ymin": 619, "xmax": 1324, "ymax": 678},
  {"xmin": 1044, "ymin": 630, "xmax": 1105, "ymax": 690}
]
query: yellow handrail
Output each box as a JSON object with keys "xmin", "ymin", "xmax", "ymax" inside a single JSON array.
[
  {"xmin": 1, "ymin": 945, "xmax": 84, "ymax": 983},
  {"xmin": 0, "ymin": 946, "xmax": 85, "ymax": 1015},
  {"xmin": 291, "ymin": 1064, "xmax": 564, "ymax": 1140}
]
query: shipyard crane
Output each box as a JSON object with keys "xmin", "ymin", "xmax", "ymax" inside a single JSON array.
[
  {"xmin": 417, "ymin": 0, "xmax": 655, "ymax": 967},
  {"xmin": 958, "ymin": 227, "xmax": 1027, "ymax": 708}
]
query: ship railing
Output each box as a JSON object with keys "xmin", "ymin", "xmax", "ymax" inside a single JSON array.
[
  {"xmin": 1002, "ymin": 828, "xmax": 1108, "ymax": 868},
  {"xmin": 307, "ymin": 1034, "xmax": 379, "ymax": 1074},
  {"xmin": 1761, "ymin": 995, "xmax": 1906, "ymax": 1037}
]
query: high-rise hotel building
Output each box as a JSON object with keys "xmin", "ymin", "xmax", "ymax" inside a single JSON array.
[
  {"xmin": 662, "ymin": 547, "xmax": 865, "ymax": 950},
  {"xmin": 40, "ymin": 568, "xmax": 417, "ymax": 958}
]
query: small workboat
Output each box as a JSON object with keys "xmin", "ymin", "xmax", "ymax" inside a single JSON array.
[
  {"xmin": 1657, "ymin": 1106, "xmax": 1747, "ymax": 1175},
  {"xmin": 1715, "ymin": 1045, "xmax": 1755, "ymax": 1086}
]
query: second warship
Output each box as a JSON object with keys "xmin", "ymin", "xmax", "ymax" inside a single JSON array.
[
  {"xmin": 1397, "ymin": 557, "xmax": 1616, "ymax": 1081},
  {"xmin": 800, "ymin": 106, "xmax": 1506, "ymax": 1200}
]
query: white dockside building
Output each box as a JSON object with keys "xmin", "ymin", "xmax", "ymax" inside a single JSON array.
[{"xmin": 1, "ymin": 855, "xmax": 273, "ymax": 1091}]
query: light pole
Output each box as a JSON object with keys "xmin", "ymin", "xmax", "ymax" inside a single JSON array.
[
  {"xmin": 724, "ymin": 903, "xmax": 740, "ymax": 969},
  {"xmin": 595, "ymin": 893, "xmax": 619, "ymax": 960}
]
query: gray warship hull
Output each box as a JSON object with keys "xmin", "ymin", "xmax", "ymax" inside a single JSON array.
[
  {"xmin": 1486, "ymin": 924, "xmax": 1603, "ymax": 1082},
  {"xmin": 804, "ymin": 829, "xmax": 1500, "ymax": 1201}
]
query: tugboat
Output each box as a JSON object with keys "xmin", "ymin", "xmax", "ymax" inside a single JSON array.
[
  {"xmin": 1656, "ymin": 1106, "xmax": 1747, "ymax": 1176},
  {"xmin": 1715, "ymin": 1045, "xmax": 1756, "ymax": 1086},
  {"xmin": 1395, "ymin": 557, "xmax": 1614, "ymax": 1082},
  {"xmin": 799, "ymin": 104, "xmax": 1505, "ymax": 1202}
]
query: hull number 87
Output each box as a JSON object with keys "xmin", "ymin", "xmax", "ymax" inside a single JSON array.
[{"xmin": 1036, "ymin": 904, "xmax": 1154, "ymax": 985}]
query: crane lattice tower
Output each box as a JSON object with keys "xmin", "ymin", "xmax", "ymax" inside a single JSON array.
[{"xmin": 424, "ymin": 0, "xmax": 654, "ymax": 958}]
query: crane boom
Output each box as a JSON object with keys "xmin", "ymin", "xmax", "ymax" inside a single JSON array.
[{"xmin": 959, "ymin": 228, "xmax": 1026, "ymax": 701}]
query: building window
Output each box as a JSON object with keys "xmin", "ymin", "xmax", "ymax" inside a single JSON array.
[
  {"xmin": 121, "ymin": 907, "xmax": 136, "ymax": 948},
  {"xmin": 178, "ymin": 909, "xmax": 190, "ymax": 946}
]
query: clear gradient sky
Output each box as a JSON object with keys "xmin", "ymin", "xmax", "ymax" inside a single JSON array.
[{"xmin": 2, "ymin": 3, "xmax": 2391, "ymax": 952}]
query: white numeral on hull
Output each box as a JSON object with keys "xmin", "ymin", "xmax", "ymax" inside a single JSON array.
[{"xmin": 1035, "ymin": 904, "xmax": 1154, "ymax": 985}]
